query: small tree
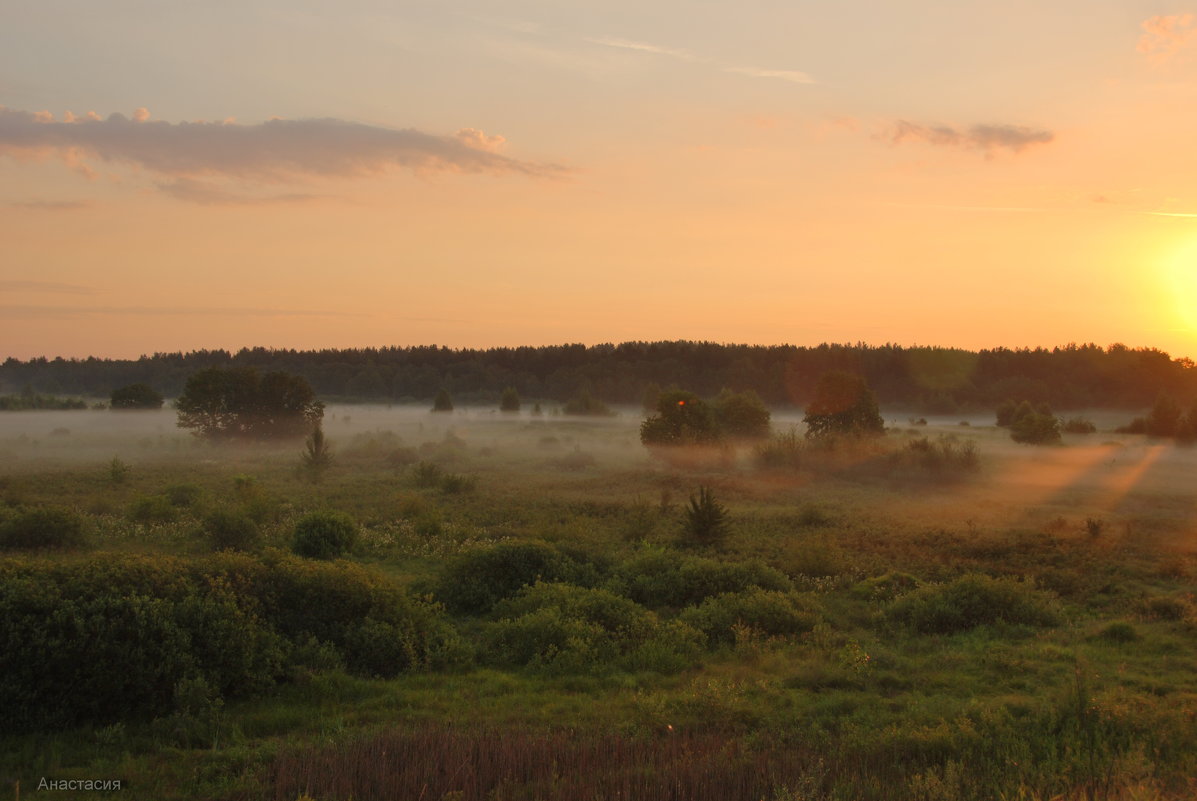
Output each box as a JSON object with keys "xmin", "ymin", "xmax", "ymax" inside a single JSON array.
[
  {"xmin": 562, "ymin": 390, "xmax": 613, "ymax": 416},
  {"xmin": 640, "ymin": 390, "xmax": 720, "ymax": 446},
  {"xmin": 1146, "ymin": 393, "xmax": 1182, "ymax": 437},
  {"xmin": 500, "ymin": 386, "xmax": 521, "ymax": 412},
  {"xmin": 292, "ymin": 511, "xmax": 358, "ymax": 559},
  {"xmin": 714, "ymin": 389, "xmax": 771, "ymax": 438},
  {"xmin": 432, "ymin": 389, "xmax": 454, "ymax": 413},
  {"xmin": 300, "ymin": 423, "xmax": 334, "ymax": 483},
  {"xmin": 802, "ymin": 372, "xmax": 884, "ymax": 439},
  {"xmin": 682, "ymin": 486, "xmax": 729, "ymax": 548},
  {"xmin": 110, "ymin": 383, "xmax": 164, "ymax": 410},
  {"xmin": 176, "ymin": 367, "xmax": 322, "ymax": 439},
  {"xmin": 1010, "ymin": 413, "xmax": 1061, "ymax": 445}
]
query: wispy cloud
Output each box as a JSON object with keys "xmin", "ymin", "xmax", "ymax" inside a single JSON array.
[
  {"xmin": 884, "ymin": 121, "xmax": 1054, "ymax": 155},
  {"xmin": 1138, "ymin": 14, "xmax": 1197, "ymax": 63},
  {"xmin": 155, "ymin": 178, "xmax": 324, "ymax": 206},
  {"xmin": 0, "ymin": 106, "xmax": 565, "ymax": 182},
  {"xmin": 0, "ymin": 304, "xmax": 365, "ymax": 319},
  {"xmin": 9, "ymin": 200, "xmax": 90, "ymax": 211},
  {"xmin": 0, "ymin": 280, "xmax": 95, "ymax": 295},
  {"xmin": 587, "ymin": 35, "xmax": 816, "ymax": 85},
  {"xmin": 1147, "ymin": 211, "xmax": 1197, "ymax": 218}
]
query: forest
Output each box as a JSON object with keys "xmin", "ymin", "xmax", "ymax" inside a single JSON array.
[{"xmin": 2, "ymin": 341, "xmax": 1194, "ymax": 411}]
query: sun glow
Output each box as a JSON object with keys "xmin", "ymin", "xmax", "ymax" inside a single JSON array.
[{"xmin": 1162, "ymin": 235, "xmax": 1197, "ymax": 332}]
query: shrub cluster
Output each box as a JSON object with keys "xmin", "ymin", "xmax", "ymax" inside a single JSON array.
[
  {"xmin": 996, "ymin": 400, "xmax": 1061, "ymax": 445},
  {"xmin": 432, "ymin": 542, "xmax": 601, "ymax": 615},
  {"xmin": 887, "ymin": 573, "xmax": 1060, "ymax": 633},
  {"xmin": 483, "ymin": 582, "xmax": 701, "ymax": 674},
  {"xmin": 679, "ymin": 588, "xmax": 820, "ymax": 646},
  {"xmin": 0, "ymin": 553, "xmax": 461, "ymax": 732},
  {"xmin": 0, "ymin": 507, "xmax": 87, "ymax": 550},
  {"xmin": 292, "ymin": 510, "xmax": 358, "ymax": 559},
  {"xmin": 609, "ymin": 549, "xmax": 791, "ymax": 609}
]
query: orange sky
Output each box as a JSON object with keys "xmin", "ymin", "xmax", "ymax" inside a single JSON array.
[{"xmin": 2, "ymin": 2, "xmax": 1197, "ymax": 360}]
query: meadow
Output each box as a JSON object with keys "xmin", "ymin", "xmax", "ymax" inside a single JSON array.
[{"xmin": 1, "ymin": 404, "xmax": 1195, "ymax": 800}]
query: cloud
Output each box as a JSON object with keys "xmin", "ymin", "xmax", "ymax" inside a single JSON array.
[
  {"xmin": 155, "ymin": 178, "xmax": 324, "ymax": 206},
  {"xmin": 885, "ymin": 120, "xmax": 1054, "ymax": 155},
  {"xmin": 587, "ymin": 35, "xmax": 816, "ymax": 84},
  {"xmin": 724, "ymin": 66, "xmax": 815, "ymax": 85},
  {"xmin": 455, "ymin": 127, "xmax": 506, "ymax": 153},
  {"xmin": 587, "ymin": 36, "xmax": 696, "ymax": 60},
  {"xmin": 0, "ymin": 304, "xmax": 364, "ymax": 319},
  {"xmin": 0, "ymin": 280, "xmax": 95, "ymax": 295},
  {"xmin": 0, "ymin": 106, "xmax": 564, "ymax": 182},
  {"xmin": 1138, "ymin": 14, "xmax": 1197, "ymax": 63},
  {"xmin": 9, "ymin": 200, "xmax": 90, "ymax": 211}
]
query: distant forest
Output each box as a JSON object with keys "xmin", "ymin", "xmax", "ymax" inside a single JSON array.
[{"xmin": 2, "ymin": 342, "xmax": 1193, "ymax": 412}]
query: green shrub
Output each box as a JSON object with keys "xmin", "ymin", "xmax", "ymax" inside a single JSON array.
[
  {"xmin": 1010, "ymin": 413, "xmax": 1061, "ymax": 445},
  {"xmin": 128, "ymin": 494, "xmax": 178, "ymax": 524},
  {"xmin": 887, "ymin": 574, "xmax": 1060, "ymax": 634},
  {"xmin": 204, "ymin": 509, "xmax": 262, "ymax": 552},
  {"xmin": 562, "ymin": 390, "xmax": 613, "ymax": 416},
  {"xmin": 682, "ymin": 486, "xmax": 729, "ymax": 548},
  {"xmin": 1062, "ymin": 417, "xmax": 1097, "ymax": 434},
  {"xmin": 439, "ymin": 473, "xmax": 476, "ymax": 494},
  {"xmin": 432, "ymin": 389, "xmax": 453, "ymax": 412},
  {"xmin": 432, "ymin": 542, "xmax": 596, "ymax": 615},
  {"xmin": 292, "ymin": 511, "xmax": 358, "ymax": 559},
  {"xmin": 164, "ymin": 483, "xmax": 203, "ymax": 507},
  {"xmin": 610, "ymin": 550, "xmax": 791, "ymax": 609},
  {"xmin": 411, "ymin": 461, "xmax": 444, "ymax": 488},
  {"xmin": 1096, "ymin": 622, "xmax": 1139, "ymax": 643},
  {"xmin": 850, "ymin": 572, "xmax": 921, "ymax": 602},
  {"xmin": 679, "ymin": 588, "xmax": 820, "ymax": 646},
  {"xmin": 499, "ymin": 386, "xmax": 521, "ymax": 412},
  {"xmin": 0, "ymin": 507, "xmax": 86, "ymax": 550},
  {"xmin": 484, "ymin": 582, "xmax": 700, "ymax": 674}
]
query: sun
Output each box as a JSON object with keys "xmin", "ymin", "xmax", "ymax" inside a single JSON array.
[{"xmin": 1161, "ymin": 234, "xmax": 1197, "ymax": 332}]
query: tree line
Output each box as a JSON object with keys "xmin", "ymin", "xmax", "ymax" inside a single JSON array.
[{"xmin": 2, "ymin": 341, "xmax": 1193, "ymax": 410}]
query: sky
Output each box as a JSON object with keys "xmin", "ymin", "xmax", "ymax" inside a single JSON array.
[{"xmin": 2, "ymin": 1, "xmax": 1197, "ymax": 360}]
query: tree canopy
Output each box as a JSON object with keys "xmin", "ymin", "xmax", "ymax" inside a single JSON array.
[
  {"xmin": 110, "ymin": 383, "xmax": 164, "ymax": 410},
  {"xmin": 176, "ymin": 367, "xmax": 323, "ymax": 439},
  {"xmin": 802, "ymin": 371, "xmax": 884, "ymax": 438}
]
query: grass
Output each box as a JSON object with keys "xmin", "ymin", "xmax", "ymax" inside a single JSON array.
[{"xmin": 1, "ymin": 406, "xmax": 1196, "ymax": 799}]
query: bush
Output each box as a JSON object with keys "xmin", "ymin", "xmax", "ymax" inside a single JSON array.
[
  {"xmin": 1062, "ymin": 417, "xmax": 1097, "ymax": 434},
  {"xmin": 164, "ymin": 483, "xmax": 203, "ymax": 507},
  {"xmin": 292, "ymin": 511, "xmax": 358, "ymax": 559},
  {"xmin": 679, "ymin": 589, "xmax": 820, "ymax": 646},
  {"xmin": 0, "ymin": 507, "xmax": 86, "ymax": 550},
  {"xmin": 128, "ymin": 494, "xmax": 178, "ymax": 524},
  {"xmin": 610, "ymin": 550, "xmax": 792, "ymax": 609},
  {"xmin": 432, "ymin": 389, "xmax": 454, "ymax": 412},
  {"xmin": 204, "ymin": 509, "xmax": 262, "ymax": 552},
  {"xmin": 432, "ymin": 542, "xmax": 596, "ymax": 615},
  {"xmin": 681, "ymin": 486, "xmax": 729, "ymax": 548},
  {"xmin": 411, "ymin": 461, "xmax": 444, "ymax": 488},
  {"xmin": 713, "ymin": 389, "xmax": 771, "ymax": 438},
  {"xmin": 893, "ymin": 436, "xmax": 979, "ymax": 476},
  {"xmin": 499, "ymin": 386, "xmax": 521, "ymax": 412},
  {"xmin": 484, "ymin": 582, "xmax": 700, "ymax": 674},
  {"xmin": 1010, "ymin": 413, "xmax": 1061, "ymax": 445},
  {"xmin": 0, "ymin": 553, "xmax": 459, "ymax": 732},
  {"xmin": 562, "ymin": 390, "xmax": 613, "ymax": 417},
  {"xmin": 887, "ymin": 574, "xmax": 1060, "ymax": 633},
  {"xmin": 850, "ymin": 572, "xmax": 921, "ymax": 602},
  {"xmin": 110, "ymin": 383, "xmax": 164, "ymax": 410}
]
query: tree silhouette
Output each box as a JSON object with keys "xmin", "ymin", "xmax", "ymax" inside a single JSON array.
[{"xmin": 802, "ymin": 371, "xmax": 884, "ymax": 439}]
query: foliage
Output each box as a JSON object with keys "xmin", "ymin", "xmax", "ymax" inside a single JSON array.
[
  {"xmin": 1010, "ymin": 412, "xmax": 1061, "ymax": 445},
  {"xmin": 292, "ymin": 510, "xmax": 359, "ymax": 559},
  {"xmin": 110, "ymin": 383, "xmax": 164, "ymax": 410},
  {"xmin": 432, "ymin": 388, "xmax": 454, "ymax": 412},
  {"xmin": 609, "ymin": 549, "xmax": 791, "ymax": 609},
  {"xmin": 678, "ymin": 588, "xmax": 820, "ymax": 646},
  {"xmin": 681, "ymin": 486, "xmax": 730, "ymax": 547},
  {"xmin": 164, "ymin": 483, "xmax": 203, "ymax": 507},
  {"xmin": 0, "ymin": 507, "xmax": 87, "ymax": 550},
  {"xmin": 128, "ymin": 494, "xmax": 178, "ymax": 524},
  {"xmin": 640, "ymin": 390, "xmax": 721, "ymax": 446},
  {"xmin": 0, "ymin": 553, "xmax": 458, "ymax": 732},
  {"xmin": 176, "ymin": 366, "xmax": 324, "ymax": 439},
  {"xmin": 432, "ymin": 542, "xmax": 598, "ymax": 615},
  {"xmin": 887, "ymin": 574, "xmax": 1060, "ymax": 633},
  {"xmin": 0, "ymin": 392, "xmax": 87, "ymax": 410},
  {"xmin": 299, "ymin": 423, "xmax": 334, "ymax": 483},
  {"xmin": 563, "ymin": 389, "xmax": 613, "ymax": 416},
  {"xmin": 203, "ymin": 509, "xmax": 261, "ymax": 552},
  {"xmin": 499, "ymin": 386, "xmax": 521, "ymax": 412},
  {"xmin": 802, "ymin": 371, "xmax": 884, "ymax": 439},
  {"xmin": 1061, "ymin": 416, "xmax": 1097, "ymax": 434},
  {"xmin": 713, "ymin": 388, "xmax": 771, "ymax": 438},
  {"xmin": 894, "ymin": 435, "xmax": 979, "ymax": 475},
  {"xmin": 108, "ymin": 456, "xmax": 130, "ymax": 484}
]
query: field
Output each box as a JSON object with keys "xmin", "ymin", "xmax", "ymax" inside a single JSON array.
[{"xmin": 2, "ymin": 404, "xmax": 1196, "ymax": 801}]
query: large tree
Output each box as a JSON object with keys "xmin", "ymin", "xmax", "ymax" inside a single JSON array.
[
  {"xmin": 176, "ymin": 367, "xmax": 323, "ymax": 439},
  {"xmin": 802, "ymin": 371, "xmax": 884, "ymax": 439},
  {"xmin": 110, "ymin": 383, "xmax": 164, "ymax": 410}
]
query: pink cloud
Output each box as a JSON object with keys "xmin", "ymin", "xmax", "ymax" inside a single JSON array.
[{"xmin": 1138, "ymin": 14, "xmax": 1197, "ymax": 63}]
